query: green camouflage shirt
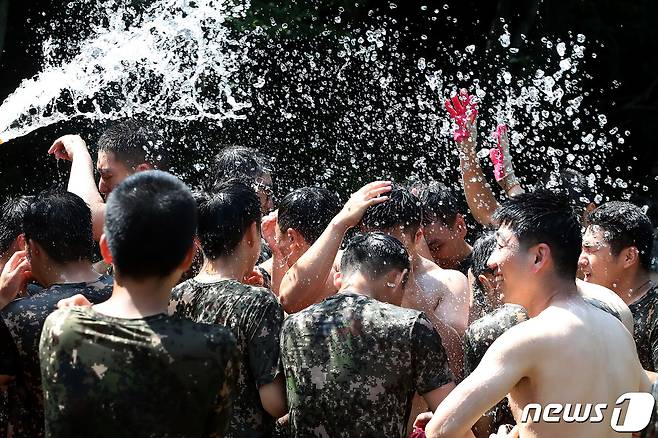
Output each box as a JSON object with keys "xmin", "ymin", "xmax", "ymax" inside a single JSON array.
[
  {"xmin": 39, "ymin": 306, "xmax": 238, "ymax": 438},
  {"xmin": 629, "ymin": 285, "xmax": 658, "ymax": 371},
  {"xmin": 280, "ymin": 292, "xmax": 454, "ymax": 438},
  {"xmin": 642, "ymin": 381, "xmax": 658, "ymax": 438},
  {"xmin": 463, "ymin": 304, "xmax": 529, "ymax": 432},
  {"xmin": 0, "ymin": 275, "xmax": 113, "ymax": 437},
  {"xmin": 170, "ymin": 278, "xmax": 284, "ymax": 438}
]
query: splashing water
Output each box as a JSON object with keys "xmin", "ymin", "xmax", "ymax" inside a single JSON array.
[
  {"xmin": 0, "ymin": 1, "xmax": 640, "ymax": 200},
  {"xmin": 0, "ymin": 0, "xmax": 252, "ymax": 143}
]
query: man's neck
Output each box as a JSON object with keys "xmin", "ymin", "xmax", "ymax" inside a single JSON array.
[
  {"xmin": 524, "ymin": 276, "xmax": 578, "ymax": 318},
  {"xmin": 40, "ymin": 261, "xmax": 99, "ymax": 288},
  {"xmin": 440, "ymin": 240, "xmax": 473, "ymax": 270},
  {"xmin": 197, "ymin": 256, "xmax": 251, "ymax": 282},
  {"xmin": 339, "ymin": 274, "xmax": 399, "ymax": 306},
  {"xmin": 93, "ymin": 276, "xmax": 174, "ymax": 319},
  {"xmin": 617, "ymin": 269, "xmax": 653, "ymax": 305}
]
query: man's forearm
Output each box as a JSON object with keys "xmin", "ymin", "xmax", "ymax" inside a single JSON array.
[
  {"xmin": 68, "ymin": 150, "xmax": 103, "ymax": 206},
  {"xmin": 460, "ymin": 152, "xmax": 500, "ymax": 227},
  {"xmin": 278, "ymin": 220, "xmax": 347, "ymax": 313}
]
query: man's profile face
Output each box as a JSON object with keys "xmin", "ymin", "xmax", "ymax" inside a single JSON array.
[
  {"xmin": 487, "ymin": 225, "xmax": 525, "ymax": 304},
  {"xmin": 97, "ymin": 151, "xmax": 135, "ymax": 198},
  {"xmin": 423, "ymin": 221, "xmax": 461, "ymax": 266},
  {"xmin": 579, "ymin": 225, "xmax": 621, "ymax": 291}
]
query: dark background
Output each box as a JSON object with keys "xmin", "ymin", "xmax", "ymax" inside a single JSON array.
[{"xmin": 0, "ymin": 0, "xmax": 656, "ymax": 222}]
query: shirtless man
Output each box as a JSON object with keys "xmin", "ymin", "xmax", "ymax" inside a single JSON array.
[
  {"xmin": 421, "ymin": 191, "xmax": 649, "ymax": 438},
  {"xmin": 360, "ymin": 185, "xmax": 470, "ymax": 338},
  {"xmin": 272, "ymin": 183, "xmax": 389, "ymax": 313}
]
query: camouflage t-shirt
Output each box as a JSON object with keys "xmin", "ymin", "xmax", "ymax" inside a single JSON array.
[
  {"xmin": 642, "ymin": 380, "xmax": 658, "ymax": 438},
  {"xmin": 629, "ymin": 285, "xmax": 658, "ymax": 371},
  {"xmin": 39, "ymin": 306, "xmax": 238, "ymax": 438},
  {"xmin": 0, "ymin": 275, "xmax": 113, "ymax": 437},
  {"xmin": 170, "ymin": 278, "xmax": 284, "ymax": 437},
  {"xmin": 280, "ymin": 292, "xmax": 454, "ymax": 438},
  {"xmin": 462, "ymin": 304, "xmax": 529, "ymax": 433}
]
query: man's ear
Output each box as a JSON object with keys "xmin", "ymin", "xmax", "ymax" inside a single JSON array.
[
  {"xmin": 414, "ymin": 228, "xmax": 424, "ymax": 245},
  {"xmin": 454, "ymin": 214, "xmax": 467, "ymax": 239},
  {"xmin": 99, "ymin": 234, "xmax": 113, "ymax": 264},
  {"xmin": 247, "ymin": 222, "xmax": 260, "ymax": 247},
  {"xmin": 135, "ymin": 163, "xmax": 155, "ymax": 172},
  {"xmin": 531, "ymin": 243, "xmax": 551, "ymax": 273},
  {"xmin": 621, "ymin": 246, "xmax": 640, "ymax": 269},
  {"xmin": 180, "ymin": 243, "xmax": 197, "ymax": 273},
  {"xmin": 333, "ymin": 271, "xmax": 342, "ymax": 290},
  {"xmin": 16, "ymin": 234, "xmax": 26, "ymax": 250}
]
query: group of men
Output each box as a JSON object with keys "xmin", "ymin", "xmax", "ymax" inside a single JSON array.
[{"xmin": 0, "ymin": 90, "xmax": 656, "ymax": 438}]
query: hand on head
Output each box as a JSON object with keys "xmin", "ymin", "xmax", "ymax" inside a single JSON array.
[
  {"xmin": 335, "ymin": 181, "xmax": 392, "ymax": 229},
  {"xmin": 444, "ymin": 89, "xmax": 478, "ymax": 143},
  {"xmin": 48, "ymin": 134, "xmax": 89, "ymax": 161},
  {"xmin": 261, "ymin": 210, "xmax": 278, "ymax": 251}
]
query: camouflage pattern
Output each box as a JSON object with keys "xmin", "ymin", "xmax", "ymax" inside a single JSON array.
[
  {"xmin": 628, "ymin": 285, "xmax": 658, "ymax": 371},
  {"xmin": 280, "ymin": 291, "xmax": 454, "ymax": 438},
  {"xmin": 0, "ymin": 275, "xmax": 113, "ymax": 437},
  {"xmin": 462, "ymin": 304, "xmax": 529, "ymax": 432},
  {"xmin": 170, "ymin": 278, "xmax": 284, "ymax": 437},
  {"xmin": 642, "ymin": 380, "xmax": 658, "ymax": 438},
  {"xmin": 582, "ymin": 296, "xmax": 622, "ymax": 323},
  {"xmin": 39, "ymin": 306, "xmax": 238, "ymax": 438}
]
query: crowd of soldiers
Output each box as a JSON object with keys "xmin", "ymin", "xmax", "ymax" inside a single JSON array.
[{"xmin": 0, "ymin": 91, "xmax": 657, "ymax": 437}]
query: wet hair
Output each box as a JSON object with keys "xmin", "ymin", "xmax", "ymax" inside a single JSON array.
[
  {"xmin": 493, "ymin": 191, "xmax": 581, "ymax": 279},
  {"xmin": 277, "ymin": 187, "xmax": 340, "ymax": 244},
  {"xmin": 104, "ymin": 170, "xmax": 197, "ymax": 279},
  {"xmin": 586, "ymin": 201, "xmax": 654, "ymax": 271},
  {"xmin": 470, "ymin": 231, "xmax": 497, "ymax": 314},
  {"xmin": 23, "ymin": 191, "xmax": 93, "ymax": 263},
  {"xmin": 340, "ymin": 232, "xmax": 410, "ymax": 280},
  {"xmin": 411, "ymin": 180, "xmax": 460, "ymax": 227},
  {"xmin": 536, "ymin": 168, "xmax": 595, "ymax": 216},
  {"xmin": 0, "ymin": 196, "xmax": 33, "ymax": 256},
  {"xmin": 361, "ymin": 184, "xmax": 422, "ymax": 233},
  {"xmin": 212, "ymin": 145, "xmax": 273, "ymax": 186},
  {"xmin": 197, "ymin": 180, "xmax": 262, "ymax": 259},
  {"xmin": 98, "ymin": 120, "xmax": 166, "ymax": 169}
]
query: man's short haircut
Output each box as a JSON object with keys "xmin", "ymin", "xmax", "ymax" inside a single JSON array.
[
  {"xmin": 277, "ymin": 187, "xmax": 340, "ymax": 243},
  {"xmin": 536, "ymin": 168, "xmax": 595, "ymax": 215},
  {"xmin": 0, "ymin": 196, "xmax": 33, "ymax": 256},
  {"xmin": 586, "ymin": 201, "xmax": 654, "ymax": 271},
  {"xmin": 23, "ymin": 192, "xmax": 93, "ymax": 263},
  {"xmin": 361, "ymin": 184, "xmax": 422, "ymax": 233},
  {"xmin": 471, "ymin": 231, "xmax": 497, "ymax": 284},
  {"xmin": 98, "ymin": 119, "xmax": 166, "ymax": 169},
  {"xmin": 212, "ymin": 145, "xmax": 273, "ymax": 186},
  {"xmin": 104, "ymin": 170, "xmax": 197, "ymax": 279},
  {"xmin": 493, "ymin": 191, "xmax": 581, "ymax": 279},
  {"xmin": 340, "ymin": 232, "xmax": 410, "ymax": 280},
  {"xmin": 411, "ymin": 180, "xmax": 460, "ymax": 227},
  {"xmin": 197, "ymin": 180, "xmax": 262, "ymax": 259}
]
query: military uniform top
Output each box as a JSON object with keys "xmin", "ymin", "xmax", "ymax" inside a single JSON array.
[
  {"xmin": 0, "ymin": 275, "xmax": 113, "ymax": 438},
  {"xmin": 280, "ymin": 291, "xmax": 454, "ymax": 438},
  {"xmin": 642, "ymin": 380, "xmax": 658, "ymax": 438},
  {"xmin": 629, "ymin": 284, "xmax": 658, "ymax": 372},
  {"xmin": 170, "ymin": 278, "xmax": 284, "ymax": 437},
  {"xmin": 39, "ymin": 306, "xmax": 238, "ymax": 438},
  {"xmin": 462, "ymin": 304, "xmax": 529, "ymax": 434}
]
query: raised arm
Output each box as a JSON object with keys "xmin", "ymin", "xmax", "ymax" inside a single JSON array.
[
  {"xmin": 424, "ymin": 322, "xmax": 535, "ymax": 438},
  {"xmin": 49, "ymin": 135, "xmax": 106, "ymax": 240},
  {"xmin": 278, "ymin": 181, "xmax": 392, "ymax": 313},
  {"xmin": 445, "ymin": 91, "xmax": 524, "ymax": 227}
]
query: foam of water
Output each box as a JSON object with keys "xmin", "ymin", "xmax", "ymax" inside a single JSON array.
[{"xmin": 0, "ymin": 0, "xmax": 252, "ymax": 142}]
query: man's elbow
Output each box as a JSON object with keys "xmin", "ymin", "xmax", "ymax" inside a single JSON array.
[{"xmin": 278, "ymin": 290, "xmax": 303, "ymax": 314}]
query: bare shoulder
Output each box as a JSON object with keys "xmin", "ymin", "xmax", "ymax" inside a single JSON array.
[{"xmin": 419, "ymin": 257, "xmax": 468, "ymax": 291}]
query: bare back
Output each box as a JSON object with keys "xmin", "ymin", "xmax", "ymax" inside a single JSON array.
[{"xmin": 509, "ymin": 295, "xmax": 645, "ymax": 437}]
